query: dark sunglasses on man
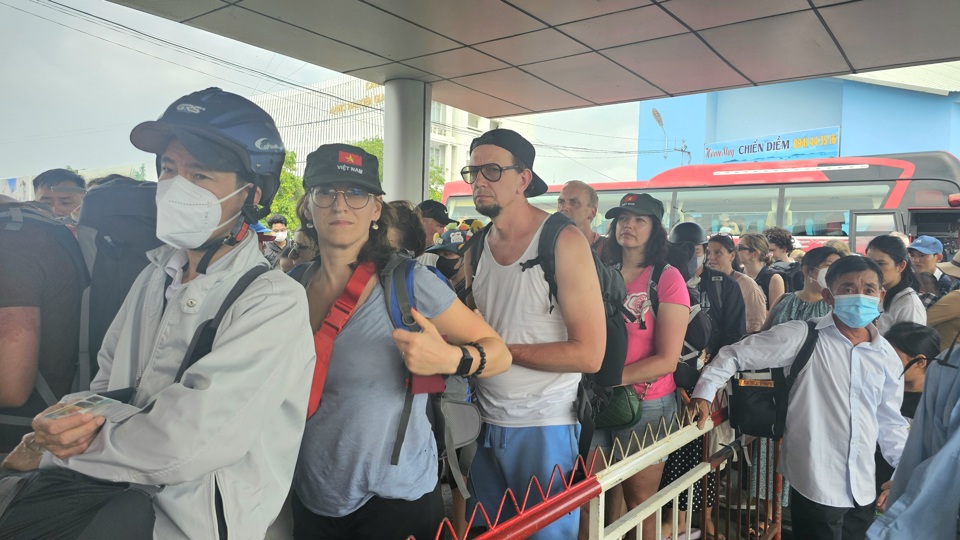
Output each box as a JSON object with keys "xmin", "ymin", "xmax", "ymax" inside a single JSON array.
[{"xmin": 460, "ymin": 163, "xmax": 524, "ymax": 184}]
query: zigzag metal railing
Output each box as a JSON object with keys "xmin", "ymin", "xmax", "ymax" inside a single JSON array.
[{"xmin": 419, "ymin": 395, "xmax": 735, "ymax": 540}]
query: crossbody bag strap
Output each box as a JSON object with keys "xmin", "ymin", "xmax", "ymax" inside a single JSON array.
[
  {"xmin": 175, "ymin": 265, "xmax": 271, "ymax": 383},
  {"xmin": 306, "ymin": 261, "xmax": 376, "ymax": 418}
]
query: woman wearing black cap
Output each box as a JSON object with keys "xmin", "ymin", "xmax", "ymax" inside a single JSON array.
[
  {"xmin": 290, "ymin": 143, "xmax": 510, "ymax": 540},
  {"xmin": 596, "ymin": 193, "xmax": 689, "ymax": 539}
]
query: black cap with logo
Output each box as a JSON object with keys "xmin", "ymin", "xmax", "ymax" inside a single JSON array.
[
  {"xmin": 417, "ymin": 200, "xmax": 456, "ymax": 225},
  {"xmin": 303, "ymin": 143, "xmax": 384, "ymax": 195},
  {"xmin": 605, "ymin": 193, "xmax": 665, "ymax": 221},
  {"xmin": 469, "ymin": 129, "xmax": 548, "ymax": 197}
]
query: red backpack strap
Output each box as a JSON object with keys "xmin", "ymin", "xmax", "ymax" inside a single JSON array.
[{"xmin": 307, "ymin": 261, "xmax": 375, "ymax": 418}]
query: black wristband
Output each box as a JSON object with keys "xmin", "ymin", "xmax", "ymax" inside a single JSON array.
[
  {"xmin": 456, "ymin": 346, "xmax": 473, "ymax": 377},
  {"xmin": 465, "ymin": 341, "xmax": 486, "ymax": 377}
]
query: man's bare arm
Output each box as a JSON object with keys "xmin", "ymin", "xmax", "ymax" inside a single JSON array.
[
  {"xmin": 0, "ymin": 306, "xmax": 41, "ymax": 407},
  {"xmin": 510, "ymin": 226, "xmax": 605, "ymax": 372}
]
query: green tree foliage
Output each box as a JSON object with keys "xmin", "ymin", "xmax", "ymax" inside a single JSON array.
[
  {"xmin": 353, "ymin": 137, "xmax": 447, "ymax": 202},
  {"xmin": 267, "ymin": 151, "xmax": 305, "ymax": 231},
  {"xmin": 129, "ymin": 163, "xmax": 147, "ymax": 181}
]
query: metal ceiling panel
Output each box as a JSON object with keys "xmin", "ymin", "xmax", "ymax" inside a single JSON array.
[
  {"xmin": 703, "ymin": 11, "xmax": 850, "ymax": 82},
  {"xmin": 451, "ymin": 68, "xmax": 591, "ymax": 111},
  {"xmin": 661, "ymin": 0, "xmax": 810, "ymax": 30},
  {"xmin": 402, "ymin": 48, "xmax": 510, "ymax": 79},
  {"xmin": 344, "ymin": 63, "xmax": 434, "ymax": 84},
  {"xmin": 189, "ymin": 6, "xmax": 389, "ymax": 73},
  {"xmin": 604, "ymin": 33, "xmax": 750, "ymax": 95},
  {"xmin": 239, "ymin": 0, "xmax": 458, "ymax": 61},
  {"xmin": 557, "ymin": 5, "xmax": 686, "ymax": 51},
  {"xmin": 507, "ymin": 0, "xmax": 653, "ymax": 27},
  {"xmin": 474, "ymin": 29, "xmax": 591, "ymax": 66},
  {"xmin": 108, "ymin": 0, "xmax": 960, "ymax": 117},
  {"xmin": 112, "ymin": 0, "xmax": 227, "ymax": 22},
  {"xmin": 821, "ymin": 0, "xmax": 960, "ymax": 70},
  {"xmin": 430, "ymin": 80, "xmax": 529, "ymax": 118},
  {"xmin": 523, "ymin": 53, "xmax": 663, "ymax": 104},
  {"xmin": 361, "ymin": 0, "xmax": 544, "ymax": 45}
]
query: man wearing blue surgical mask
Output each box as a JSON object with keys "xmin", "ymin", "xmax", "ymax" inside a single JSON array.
[
  {"xmin": 689, "ymin": 255, "xmax": 909, "ymax": 540},
  {"xmin": 1, "ymin": 88, "xmax": 315, "ymax": 540}
]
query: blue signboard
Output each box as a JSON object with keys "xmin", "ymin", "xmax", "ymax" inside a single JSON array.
[
  {"xmin": 704, "ymin": 127, "xmax": 840, "ymax": 164},
  {"xmin": 5, "ymin": 178, "xmax": 15, "ymax": 193}
]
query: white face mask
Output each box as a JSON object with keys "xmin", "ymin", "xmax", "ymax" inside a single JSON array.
[
  {"xmin": 155, "ymin": 176, "xmax": 249, "ymax": 250},
  {"xmin": 696, "ymin": 254, "xmax": 706, "ymax": 268},
  {"xmin": 273, "ymin": 231, "xmax": 288, "ymax": 243},
  {"xmin": 816, "ymin": 267, "xmax": 829, "ymax": 291}
]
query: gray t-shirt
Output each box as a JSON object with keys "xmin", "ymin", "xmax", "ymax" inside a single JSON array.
[{"xmin": 294, "ymin": 264, "xmax": 456, "ymax": 517}]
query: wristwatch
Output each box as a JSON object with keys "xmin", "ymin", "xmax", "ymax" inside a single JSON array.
[{"xmin": 457, "ymin": 346, "xmax": 474, "ymax": 377}]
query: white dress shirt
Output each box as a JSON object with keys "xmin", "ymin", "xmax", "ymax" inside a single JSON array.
[{"xmin": 693, "ymin": 315, "xmax": 909, "ymax": 507}]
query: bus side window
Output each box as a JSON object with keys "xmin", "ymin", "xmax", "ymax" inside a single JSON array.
[{"xmin": 783, "ymin": 183, "xmax": 891, "ymax": 236}]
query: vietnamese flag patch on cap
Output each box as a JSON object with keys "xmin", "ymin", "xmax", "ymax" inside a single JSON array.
[
  {"xmin": 623, "ymin": 194, "xmax": 638, "ymax": 203},
  {"xmin": 338, "ymin": 151, "xmax": 363, "ymax": 166}
]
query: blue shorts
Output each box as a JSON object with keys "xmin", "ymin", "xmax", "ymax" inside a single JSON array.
[
  {"xmin": 467, "ymin": 423, "xmax": 580, "ymax": 540},
  {"xmin": 591, "ymin": 393, "xmax": 678, "ymax": 463}
]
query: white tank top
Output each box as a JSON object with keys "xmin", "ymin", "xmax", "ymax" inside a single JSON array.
[{"xmin": 473, "ymin": 219, "xmax": 579, "ymax": 427}]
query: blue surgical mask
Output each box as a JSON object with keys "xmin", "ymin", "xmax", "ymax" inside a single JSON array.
[{"xmin": 832, "ymin": 294, "xmax": 881, "ymax": 328}]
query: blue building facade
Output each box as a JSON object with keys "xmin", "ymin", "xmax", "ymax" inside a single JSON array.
[{"xmin": 636, "ymin": 79, "xmax": 960, "ymax": 180}]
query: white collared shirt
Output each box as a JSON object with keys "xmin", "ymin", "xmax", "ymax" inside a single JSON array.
[{"xmin": 693, "ymin": 315, "xmax": 909, "ymax": 507}]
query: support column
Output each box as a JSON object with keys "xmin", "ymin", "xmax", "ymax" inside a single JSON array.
[{"xmin": 383, "ymin": 79, "xmax": 431, "ymax": 202}]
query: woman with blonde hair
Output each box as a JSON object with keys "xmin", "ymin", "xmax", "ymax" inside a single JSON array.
[{"xmin": 737, "ymin": 233, "xmax": 784, "ymax": 311}]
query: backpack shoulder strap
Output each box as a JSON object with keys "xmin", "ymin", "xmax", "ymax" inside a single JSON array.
[
  {"xmin": 289, "ymin": 260, "xmax": 320, "ymax": 289},
  {"xmin": 647, "ymin": 262, "xmax": 668, "ymax": 318},
  {"xmin": 467, "ymin": 222, "xmax": 493, "ymax": 277},
  {"xmin": 381, "ymin": 252, "xmax": 420, "ymax": 331},
  {"xmin": 175, "ymin": 265, "xmax": 270, "ymax": 383},
  {"xmin": 786, "ymin": 320, "xmax": 819, "ymax": 386},
  {"xmin": 772, "ymin": 320, "xmax": 819, "ymax": 431},
  {"xmin": 521, "ymin": 212, "xmax": 571, "ymax": 309}
]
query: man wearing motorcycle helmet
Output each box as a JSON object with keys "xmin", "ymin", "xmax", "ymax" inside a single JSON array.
[{"xmin": 2, "ymin": 88, "xmax": 315, "ymax": 540}]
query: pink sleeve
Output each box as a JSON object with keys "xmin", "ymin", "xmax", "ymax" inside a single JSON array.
[{"xmin": 657, "ymin": 266, "xmax": 691, "ymax": 309}]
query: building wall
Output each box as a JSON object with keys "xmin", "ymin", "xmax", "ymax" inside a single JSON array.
[{"xmin": 637, "ymin": 78, "xmax": 960, "ymax": 180}]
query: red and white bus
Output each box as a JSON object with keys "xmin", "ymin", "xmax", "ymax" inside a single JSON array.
[{"xmin": 441, "ymin": 151, "xmax": 960, "ymax": 254}]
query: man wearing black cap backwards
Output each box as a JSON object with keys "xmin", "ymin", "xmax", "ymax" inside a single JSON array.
[
  {"xmin": 461, "ymin": 129, "xmax": 605, "ymax": 539},
  {"xmin": 2, "ymin": 88, "xmax": 315, "ymax": 539}
]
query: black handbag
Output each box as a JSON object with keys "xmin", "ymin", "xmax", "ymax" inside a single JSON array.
[{"xmin": 729, "ymin": 320, "xmax": 818, "ymax": 439}]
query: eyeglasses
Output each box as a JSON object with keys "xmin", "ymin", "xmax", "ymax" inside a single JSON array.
[
  {"xmin": 460, "ymin": 163, "xmax": 524, "ymax": 184},
  {"xmin": 309, "ymin": 187, "xmax": 371, "ymax": 209}
]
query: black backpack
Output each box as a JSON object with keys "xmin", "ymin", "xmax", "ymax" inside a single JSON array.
[
  {"xmin": 770, "ymin": 260, "xmax": 803, "ymax": 293},
  {"xmin": 467, "ymin": 213, "xmax": 634, "ymax": 466},
  {"xmin": 75, "ymin": 178, "xmax": 164, "ymax": 389},
  {"xmin": 647, "ymin": 263, "xmax": 713, "ymax": 391}
]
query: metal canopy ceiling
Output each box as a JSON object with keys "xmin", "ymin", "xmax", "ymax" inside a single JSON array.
[{"xmin": 111, "ymin": 0, "xmax": 960, "ymax": 118}]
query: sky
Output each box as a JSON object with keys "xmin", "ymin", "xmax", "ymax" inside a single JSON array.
[{"xmin": 0, "ymin": 0, "xmax": 640, "ymax": 184}]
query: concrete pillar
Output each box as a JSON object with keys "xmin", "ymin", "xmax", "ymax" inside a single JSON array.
[{"xmin": 383, "ymin": 79, "xmax": 431, "ymax": 202}]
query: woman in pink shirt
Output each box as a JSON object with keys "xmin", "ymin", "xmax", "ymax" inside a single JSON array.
[{"xmin": 595, "ymin": 193, "xmax": 690, "ymax": 539}]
